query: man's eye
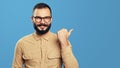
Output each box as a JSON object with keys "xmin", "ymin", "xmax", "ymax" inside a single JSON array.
[
  {"xmin": 45, "ymin": 17, "xmax": 51, "ymax": 19},
  {"xmin": 34, "ymin": 17, "xmax": 41, "ymax": 19}
]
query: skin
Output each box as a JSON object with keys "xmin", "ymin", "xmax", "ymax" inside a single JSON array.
[
  {"xmin": 57, "ymin": 28, "xmax": 73, "ymax": 48},
  {"xmin": 31, "ymin": 8, "xmax": 73, "ymax": 48},
  {"xmin": 32, "ymin": 8, "xmax": 52, "ymax": 31}
]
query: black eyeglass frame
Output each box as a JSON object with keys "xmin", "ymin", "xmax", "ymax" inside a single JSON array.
[{"xmin": 32, "ymin": 16, "xmax": 52, "ymax": 23}]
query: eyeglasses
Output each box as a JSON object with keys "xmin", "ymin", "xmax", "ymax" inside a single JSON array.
[{"xmin": 33, "ymin": 16, "xmax": 52, "ymax": 23}]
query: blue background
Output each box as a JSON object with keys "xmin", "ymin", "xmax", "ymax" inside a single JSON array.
[{"xmin": 0, "ymin": 0, "xmax": 120, "ymax": 68}]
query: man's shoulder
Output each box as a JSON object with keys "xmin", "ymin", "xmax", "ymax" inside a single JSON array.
[
  {"xmin": 17, "ymin": 33, "xmax": 34, "ymax": 43},
  {"xmin": 50, "ymin": 32, "xmax": 57, "ymax": 37},
  {"xmin": 49, "ymin": 32, "xmax": 58, "ymax": 39}
]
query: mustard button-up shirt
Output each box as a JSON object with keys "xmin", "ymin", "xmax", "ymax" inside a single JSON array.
[{"xmin": 12, "ymin": 31, "xmax": 78, "ymax": 68}]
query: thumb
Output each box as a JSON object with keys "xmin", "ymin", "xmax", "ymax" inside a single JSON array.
[{"xmin": 68, "ymin": 29, "xmax": 73, "ymax": 36}]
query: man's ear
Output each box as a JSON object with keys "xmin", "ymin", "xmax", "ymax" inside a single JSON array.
[
  {"xmin": 50, "ymin": 17, "xmax": 52, "ymax": 23},
  {"xmin": 31, "ymin": 16, "xmax": 34, "ymax": 23}
]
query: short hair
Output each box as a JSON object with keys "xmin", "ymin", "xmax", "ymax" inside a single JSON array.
[{"xmin": 33, "ymin": 3, "xmax": 52, "ymax": 15}]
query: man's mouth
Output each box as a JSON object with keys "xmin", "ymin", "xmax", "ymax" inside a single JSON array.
[
  {"xmin": 37, "ymin": 25, "xmax": 48, "ymax": 30},
  {"xmin": 39, "ymin": 25, "xmax": 46, "ymax": 29}
]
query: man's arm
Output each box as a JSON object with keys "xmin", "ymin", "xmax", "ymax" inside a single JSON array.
[
  {"xmin": 57, "ymin": 28, "xmax": 79, "ymax": 68},
  {"xmin": 12, "ymin": 41, "xmax": 24, "ymax": 68}
]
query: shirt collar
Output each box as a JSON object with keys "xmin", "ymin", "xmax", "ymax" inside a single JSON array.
[{"xmin": 32, "ymin": 31, "xmax": 51, "ymax": 41}]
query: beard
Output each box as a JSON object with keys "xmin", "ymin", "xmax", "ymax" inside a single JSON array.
[{"xmin": 33, "ymin": 23, "xmax": 51, "ymax": 35}]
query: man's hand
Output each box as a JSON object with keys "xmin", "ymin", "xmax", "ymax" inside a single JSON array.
[{"xmin": 57, "ymin": 28, "xmax": 73, "ymax": 48}]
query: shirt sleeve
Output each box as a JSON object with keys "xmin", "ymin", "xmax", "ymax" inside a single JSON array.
[
  {"xmin": 61, "ymin": 42, "xmax": 79, "ymax": 68},
  {"xmin": 12, "ymin": 41, "xmax": 24, "ymax": 68}
]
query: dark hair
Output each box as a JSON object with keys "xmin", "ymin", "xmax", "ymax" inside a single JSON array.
[{"xmin": 33, "ymin": 3, "xmax": 52, "ymax": 15}]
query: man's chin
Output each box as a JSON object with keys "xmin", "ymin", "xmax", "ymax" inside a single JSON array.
[{"xmin": 35, "ymin": 27, "xmax": 49, "ymax": 35}]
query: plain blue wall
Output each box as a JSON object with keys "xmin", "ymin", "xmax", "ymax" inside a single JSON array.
[{"xmin": 0, "ymin": 0, "xmax": 120, "ymax": 68}]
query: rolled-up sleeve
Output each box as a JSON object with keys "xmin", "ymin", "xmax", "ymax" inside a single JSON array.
[{"xmin": 61, "ymin": 43, "xmax": 79, "ymax": 68}]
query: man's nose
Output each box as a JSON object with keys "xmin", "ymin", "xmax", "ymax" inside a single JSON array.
[{"xmin": 40, "ymin": 18, "xmax": 45, "ymax": 24}]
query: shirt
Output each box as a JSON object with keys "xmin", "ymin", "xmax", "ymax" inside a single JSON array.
[{"xmin": 12, "ymin": 31, "xmax": 78, "ymax": 68}]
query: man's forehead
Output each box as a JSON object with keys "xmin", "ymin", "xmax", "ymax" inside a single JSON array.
[{"xmin": 33, "ymin": 8, "xmax": 51, "ymax": 16}]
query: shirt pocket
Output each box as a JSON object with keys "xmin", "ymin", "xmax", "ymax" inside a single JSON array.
[
  {"xmin": 22, "ymin": 50, "xmax": 41, "ymax": 67},
  {"xmin": 47, "ymin": 50, "xmax": 62, "ymax": 67}
]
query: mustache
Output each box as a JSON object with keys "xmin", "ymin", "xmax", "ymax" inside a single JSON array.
[{"xmin": 36, "ymin": 24, "xmax": 49, "ymax": 26}]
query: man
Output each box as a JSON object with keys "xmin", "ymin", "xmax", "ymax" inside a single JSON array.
[{"xmin": 12, "ymin": 3, "xmax": 78, "ymax": 68}]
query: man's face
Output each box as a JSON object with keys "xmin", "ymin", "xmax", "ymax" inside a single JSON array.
[{"xmin": 32, "ymin": 8, "xmax": 52, "ymax": 34}]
